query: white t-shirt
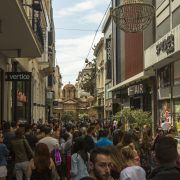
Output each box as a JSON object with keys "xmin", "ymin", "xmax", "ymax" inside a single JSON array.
[
  {"xmin": 38, "ymin": 136, "xmax": 59, "ymax": 153},
  {"xmin": 120, "ymin": 166, "xmax": 146, "ymax": 180}
]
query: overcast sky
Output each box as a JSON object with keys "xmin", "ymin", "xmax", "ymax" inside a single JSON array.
[{"xmin": 52, "ymin": 0, "xmax": 110, "ymax": 85}]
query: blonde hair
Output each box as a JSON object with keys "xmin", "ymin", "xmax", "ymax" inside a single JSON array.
[
  {"xmin": 120, "ymin": 145, "xmax": 136, "ymax": 168},
  {"xmin": 109, "ymin": 146, "xmax": 123, "ymax": 172}
]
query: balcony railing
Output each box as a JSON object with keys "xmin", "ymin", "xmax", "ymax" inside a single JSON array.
[
  {"xmin": 20, "ymin": 0, "xmax": 44, "ymax": 48},
  {"xmin": 34, "ymin": 18, "xmax": 44, "ymax": 47}
]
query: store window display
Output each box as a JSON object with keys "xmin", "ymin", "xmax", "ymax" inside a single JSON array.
[
  {"xmin": 174, "ymin": 99, "xmax": 180, "ymax": 136},
  {"xmin": 159, "ymin": 100, "xmax": 171, "ymax": 130},
  {"xmin": 158, "ymin": 65, "xmax": 171, "ymax": 88}
]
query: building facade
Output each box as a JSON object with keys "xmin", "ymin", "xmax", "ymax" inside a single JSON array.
[
  {"xmin": 108, "ymin": 0, "xmax": 154, "ymax": 117},
  {"xmin": 94, "ymin": 38, "xmax": 105, "ymax": 120},
  {"xmin": 0, "ymin": 0, "xmax": 55, "ymax": 125},
  {"xmin": 102, "ymin": 8, "xmax": 113, "ymax": 119},
  {"xmin": 144, "ymin": 0, "xmax": 180, "ymax": 133}
]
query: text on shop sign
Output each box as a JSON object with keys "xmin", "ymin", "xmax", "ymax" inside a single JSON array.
[
  {"xmin": 156, "ymin": 34, "xmax": 175, "ymax": 56},
  {"xmin": 128, "ymin": 84, "xmax": 144, "ymax": 96},
  {"xmin": 5, "ymin": 72, "xmax": 31, "ymax": 81}
]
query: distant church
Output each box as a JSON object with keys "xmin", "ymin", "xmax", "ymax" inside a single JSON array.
[{"xmin": 53, "ymin": 83, "xmax": 89, "ymax": 120}]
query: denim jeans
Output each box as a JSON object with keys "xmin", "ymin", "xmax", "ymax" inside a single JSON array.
[{"xmin": 14, "ymin": 161, "xmax": 29, "ymax": 180}]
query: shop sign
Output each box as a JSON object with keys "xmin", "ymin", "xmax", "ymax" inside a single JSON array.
[
  {"xmin": 128, "ymin": 84, "xmax": 144, "ymax": 96},
  {"xmin": 156, "ymin": 34, "xmax": 175, "ymax": 56},
  {"xmin": 5, "ymin": 72, "xmax": 31, "ymax": 81},
  {"xmin": 106, "ymin": 38, "xmax": 112, "ymax": 79}
]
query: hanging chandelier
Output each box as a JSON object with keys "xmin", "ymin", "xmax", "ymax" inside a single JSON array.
[{"xmin": 111, "ymin": 0, "xmax": 155, "ymax": 33}]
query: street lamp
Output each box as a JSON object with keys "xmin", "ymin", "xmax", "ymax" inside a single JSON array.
[{"xmin": 111, "ymin": 0, "xmax": 155, "ymax": 33}]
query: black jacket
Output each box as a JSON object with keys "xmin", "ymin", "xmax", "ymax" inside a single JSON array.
[{"xmin": 148, "ymin": 165, "xmax": 180, "ymax": 180}]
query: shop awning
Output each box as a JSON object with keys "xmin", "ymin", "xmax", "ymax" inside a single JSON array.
[
  {"xmin": 0, "ymin": 0, "xmax": 43, "ymax": 57},
  {"xmin": 108, "ymin": 72, "xmax": 148, "ymax": 92}
]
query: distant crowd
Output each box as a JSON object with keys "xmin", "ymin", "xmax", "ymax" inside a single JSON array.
[{"xmin": 0, "ymin": 119, "xmax": 179, "ymax": 180}]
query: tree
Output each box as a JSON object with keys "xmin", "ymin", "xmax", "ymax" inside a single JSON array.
[
  {"xmin": 81, "ymin": 60, "xmax": 96, "ymax": 96},
  {"xmin": 61, "ymin": 112, "xmax": 75, "ymax": 122},
  {"xmin": 113, "ymin": 108, "xmax": 152, "ymax": 130}
]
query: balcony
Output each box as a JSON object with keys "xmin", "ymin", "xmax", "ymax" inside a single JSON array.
[{"xmin": 0, "ymin": 0, "xmax": 43, "ymax": 57}]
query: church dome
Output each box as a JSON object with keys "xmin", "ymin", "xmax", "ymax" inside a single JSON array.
[{"xmin": 63, "ymin": 83, "xmax": 75, "ymax": 90}]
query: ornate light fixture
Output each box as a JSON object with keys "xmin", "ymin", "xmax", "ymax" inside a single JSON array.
[{"xmin": 111, "ymin": 0, "xmax": 155, "ymax": 33}]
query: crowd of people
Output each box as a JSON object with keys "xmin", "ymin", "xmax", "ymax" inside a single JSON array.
[{"xmin": 0, "ymin": 119, "xmax": 180, "ymax": 180}]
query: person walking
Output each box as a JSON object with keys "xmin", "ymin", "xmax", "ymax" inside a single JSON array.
[
  {"xmin": 71, "ymin": 137, "xmax": 89, "ymax": 180},
  {"xmin": 95, "ymin": 129, "xmax": 113, "ymax": 147},
  {"xmin": 89, "ymin": 147, "xmax": 113, "ymax": 180},
  {"xmin": 11, "ymin": 127, "xmax": 34, "ymax": 180},
  {"xmin": 148, "ymin": 136, "xmax": 180, "ymax": 180},
  {"xmin": 120, "ymin": 145, "xmax": 146, "ymax": 180},
  {"xmin": 38, "ymin": 126, "xmax": 59, "ymax": 153},
  {"xmin": 27, "ymin": 143, "xmax": 56, "ymax": 180},
  {"xmin": 0, "ymin": 131, "xmax": 9, "ymax": 180}
]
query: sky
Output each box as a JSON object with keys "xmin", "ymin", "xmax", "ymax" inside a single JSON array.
[{"xmin": 52, "ymin": 0, "xmax": 110, "ymax": 85}]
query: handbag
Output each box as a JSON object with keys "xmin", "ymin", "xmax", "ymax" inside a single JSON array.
[{"xmin": 54, "ymin": 148, "xmax": 62, "ymax": 166}]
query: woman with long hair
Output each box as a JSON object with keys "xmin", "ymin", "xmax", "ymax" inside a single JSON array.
[
  {"xmin": 71, "ymin": 137, "xmax": 89, "ymax": 180},
  {"xmin": 27, "ymin": 143, "xmax": 56, "ymax": 180},
  {"xmin": 120, "ymin": 145, "xmax": 146, "ymax": 180},
  {"xmin": 140, "ymin": 128, "xmax": 153, "ymax": 176},
  {"xmin": 108, "ymin": 146, "xmax": 123, "ymax": 179}
]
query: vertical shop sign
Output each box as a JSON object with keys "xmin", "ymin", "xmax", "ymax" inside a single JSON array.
[{"xmin": 106, "ymin": 38, "xmax": 112, "ymax": 79}]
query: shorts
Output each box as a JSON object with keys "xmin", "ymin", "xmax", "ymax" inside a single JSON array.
[{"xmin": 0, "ymin": 166, "xmax": 7, "ymax": 177}]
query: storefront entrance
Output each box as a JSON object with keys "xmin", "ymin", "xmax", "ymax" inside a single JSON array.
[
  {"xmin": 6, "ymin": 62, "xmax": 32, "ymax": 124},
  {"xmin": 130, "ymin": 97, "xmax": 141, "ymax": 109},
  {"xmin": 0, "ymin": 69, "xmax": 3, "ymax": 128}
]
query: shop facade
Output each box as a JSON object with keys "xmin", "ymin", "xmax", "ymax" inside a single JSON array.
[
  {"xmin": 145, "ymin": 23, "xmax": 180, "ymax": 134},
  {"xmin": 112, "ymin": 79, "xmax": 152, "ymax": 114},
  {"xmin": 6, "ymin": 62, "xmax": 32, "ymax": 124},
  {"xmin": 157, "ymin": 62, "xmax": 180, "ymax": 130},
  {"xmin": 0, "ymin": 68, "xmax": 3, "ymax": 127}
]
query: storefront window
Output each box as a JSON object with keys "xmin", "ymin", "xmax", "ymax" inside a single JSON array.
[
  {"xmin": 174, "ymin": 99, "xmax": 180, "ymax": 136},
  {"xmin": 159, "ymin": 100, "xmax": 171, "ymax": 126},
  {"xmin": 157, "ymin": 65, "xmax": 171, "ymax": 88},
  {"xmin": 16, "ymin": 81, "xmax": 28, "ymax": 122},
  {"xmin": 174, "ymin": 60, "xmax": 180, "ymax": 85}
]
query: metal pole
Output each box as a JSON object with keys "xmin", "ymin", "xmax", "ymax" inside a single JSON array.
[{"xmin": 12, "ymin": 61, "xmax": 18, "ymax": 123}]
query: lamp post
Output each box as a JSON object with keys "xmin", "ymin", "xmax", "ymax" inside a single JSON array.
[{"xmin": 111, "ymin": 0, "xmax": 155, "ymax": 33}]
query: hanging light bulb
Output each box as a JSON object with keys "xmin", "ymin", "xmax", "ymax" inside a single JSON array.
[{"xmin": 111, "ymin": 0, "xmax": 155, "ymax": 33}]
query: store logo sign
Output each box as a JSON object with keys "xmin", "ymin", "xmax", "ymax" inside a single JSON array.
[
  {"xmin": 128, "ymin": 84, "xmax": 144, "ymax": 96},
  {"xmin": 156, "ymin": 34, "xmax": 175, "ymax": 56},
  {"xmin": 5, "ymin": 72, "xmax": 31, "ymax": 81}
]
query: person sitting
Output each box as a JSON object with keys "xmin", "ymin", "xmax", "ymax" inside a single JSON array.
[{"xmin": 148, "ymin": 136, "xmax": 180, "ymax": 180}]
